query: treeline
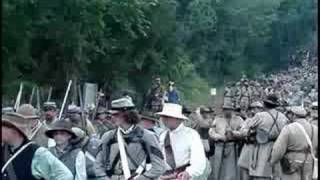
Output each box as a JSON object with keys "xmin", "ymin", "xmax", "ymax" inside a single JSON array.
[{"xmin": 2, "ymin": 0, "xmax": 317, "ymax": 107}]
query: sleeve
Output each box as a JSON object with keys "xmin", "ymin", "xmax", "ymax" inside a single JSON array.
[
  {"xmin": 138, "ymin": 132, "xmax": 166, "ymax": 179},
  {"xmin": 94, "ymin": 131, "xmax": 114, "ymax": 178},
  {"xmin": 185, "ymin": 131, "xmax": 207, "ymax": 177},
  {"xmin": 208, "ymin": 119, "xmax": 223, "ymax": 140},
  {"xmin": 75, "ymin": 151, "xmax": 87, "ymax": 180},
  {"xmin": 31, "ymin": 147, "xmax": 74, "ymax": 180},
  {"xmin": 270, "ymin": 126, "xmax": 290, "ymax": 165}
]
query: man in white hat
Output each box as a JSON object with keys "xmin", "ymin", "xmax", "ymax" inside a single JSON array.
[
  {"xmin": 309, "ymin": 101, "xmax": 318, "ymax": 126},
  {"xmin": 208, "ymin": 103, "xmax": 244, "ymax": 180},
  {"xmin": 1, "ymin": 113, "xmax": 74, "ymax": 180},
  {"xmin": 270, "ymin": 106, "xmax": 318, "ymax": 180},
  {"xmin": 157, "ymin": 103, "xmax": 210, "ymax": 180}
]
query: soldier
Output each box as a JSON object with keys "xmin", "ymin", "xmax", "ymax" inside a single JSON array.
[
  {"xmin": 238, "ymin": 102, "xmax": 264, "ymax": 180},
  {"xmin": 198, "ymin": 107, "xmax": 214, "ymax": 158},
  {"xmin": 95, "ymin": 97, "xmax": 166, "ymax": 180},
  {"xmin": 309, "ymin": 102, "xmax": 318, "ymax": 126},
  {"xmin": 164, "ymin": 81, "xmax": 180, "ymax": 104},
  {"xmin": 15, "ymin": 104, "xmax": 50, "ymax": 147},
  {"xmin": 270, "ymin": 106, "xmax": 318, "ymax": 180},
  {"xmin": 239, "ymin": 81, "xmax": 252, "ymax": 112},
  {"xmin": 208, "ymin": 103, "xmax": 244, "ymax": 180},
  {"xmin": 140, "ymin": 111, "xmax": 166, "ymax": 139},
  {"xmin": 45, "ymin": 119, "xmax": 87, "ymax": 180},
  {"xmin": 247, "ymin": 102, "xmax": 264, "ymax": 118},
  {"xmin": 224, "ymin": 83, "xmax": 234, "ymax": 107},
  {"xmin": 43, "ymin": 101, "xmax": 58, "ymax": 128},
  {"xmin": 66, "ymin": 104, "xmax": 96, "ymax": 136},
  {"xmin": 238, "ymin": 94, "xmax": 288, "ymax": 180},
  {"xmin": 92, "ymin": 107, "xmax": 115, "ymax": 138},
  {"xmin": 144, "ymin": 76, "xmax": 165, "ymax": 112},
  {"xmin": 182, "ymin": 106, "xmax": 198, "ymax": 129},
  {"xmin": 157, "ymin": 103, "xmax": 210, "ymax": 180},
  {"xmin": 2, "ymin": 113, "xmax": 74, "ymax": 180}
]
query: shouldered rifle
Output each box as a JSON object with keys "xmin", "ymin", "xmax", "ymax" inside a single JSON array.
[
  {"xmin": 14, "ymin": 83, "xmax": 24, "ymax": 111},
  {"xmin": 78, "ymin": 84, "xmax": 87, "ymax": 134},
  {"xmin": 29, "ymin": 86, "xmax": 36, "ymax": 104},
  {"xmin": 47, "ymin": 86, "xmax": 52, "ymax": 102},
  {"xmin": 59, "ymin": 80, "xmax": 72, "ymax": 120}
]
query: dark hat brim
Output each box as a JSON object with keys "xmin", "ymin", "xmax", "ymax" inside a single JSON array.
[
  {"xmin": 140, "ymin": 115, "xmax": 158, "ymax": 122},
  {"xmin": 45, "ymin": 129, "xmax": 77, "ymax": 139},
  {"xmin": 2, "ymin": 119, "xmax": 28, "ymax": 139},
  {"xmin": 263, "ymin": 99, "xmax": 279, "ymax": 106},
  {"xmin": 111, "ymin": 106, "xmax": 135, "ymax": 111}
]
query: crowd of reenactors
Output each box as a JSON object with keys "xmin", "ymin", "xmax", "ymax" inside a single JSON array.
[{"xmin": 1, "ymin": 62, "xmax": 318, "ymax": 180}]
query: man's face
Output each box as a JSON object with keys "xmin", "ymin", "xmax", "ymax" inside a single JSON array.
[
  {"xmin": 111, "ymin": 112, "xmax": 125, "ymax": 126},
  {"xmin": 223, "ymin": 109, "xmax": 233, "ymax": 119},
  {"xmin": 161, "ymin": 116, "xmax": 181, "ymax": 130},
  {"xmin": 141, "ymin": 118, "xmax": 155, "ymax": 129},
  {"xmin": 45, "ymin": 109, "xmax": 57, "ymax": 120},
  {"xmin": 97, "ymin": 113, "xmax": 106, "ymax": 121},
  {"xmin": 2, "ymin": 126, "xmax": 15, "ymax": 143},
  {"xmin": 201, "ymin": 112, "xmax": 211, "ymax": 119},
  {"xmin": 52, "ymin": 131, "xmax": 72, "ymax": 145}
]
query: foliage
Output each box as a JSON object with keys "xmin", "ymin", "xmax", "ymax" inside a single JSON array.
[{"xmin": 2, "ymin": 0, "xmax": 316, "ymax": 107}]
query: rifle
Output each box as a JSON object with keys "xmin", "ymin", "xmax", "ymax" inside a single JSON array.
[
  {"xmin": 14, "ymin": 83, "xmax": 24, "ymax": 111},
  {"xmin": 78, "ymin": 84, "xmax": 87, "ymax": 134},
  {"xmin": 58, "ymin": 80, "xmax": 73, "ymax": 120},
  {"xmin": 47, "ymin": 86, "xmax": 53, "ymax": 102},
  {"xmin": 29, "ymin": 85, "xmax": 36, "ymax": 104},
  {"xmin": 91, "ymin": 89, "xmax": 102, "ymax": 122},
  {"xmin": 36, "ymin": 87, "xmax": 41, "ymax": 115}
]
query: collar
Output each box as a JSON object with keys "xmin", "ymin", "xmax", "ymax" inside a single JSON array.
[
  {"xmin": 119, "ymin": 125, "xmax": 135, "ymax": 135},
  {"xmin": 170, "ymin": 123, "xmax": 184, "ymax": 134}
]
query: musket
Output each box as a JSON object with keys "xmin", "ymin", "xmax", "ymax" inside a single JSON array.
[
  {"xmin": 14, "ymin": 82, "xmax": 24, "ymax": 111},
  {"xmin": 36, "ymin": 87, "xmax": 41, "ymax": 113},
  {"xmin": 29, "ymin": 85, "xmax": 36, "ymax": 104},
  {"xmin": 91, "ymin": 89, "xmax": 102, "ymax": 122},
  {"xmin": 78, "ymin": 84, "xmax": 87, "ymax": 134},
  {"xmin": 47, "ymin": 86, "xmax": 53, "ymax": 102},
  {"xmin": 58, "ymin": 80, "xmax": 73, "ymax": 120}
]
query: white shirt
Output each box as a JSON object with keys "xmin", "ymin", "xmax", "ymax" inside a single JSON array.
[{"xmin": 159, "ymin": 124, "xmax": 207, "ymax": 177}]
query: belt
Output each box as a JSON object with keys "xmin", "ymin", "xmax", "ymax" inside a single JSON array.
[{"xmin": 163, "ymin": 164, "xmax": 190, "ymax": 176}]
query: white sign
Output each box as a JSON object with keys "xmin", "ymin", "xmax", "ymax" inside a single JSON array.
[{"xmin": 210, "ymin": 88, "xmax": 217, "ymax": 96}]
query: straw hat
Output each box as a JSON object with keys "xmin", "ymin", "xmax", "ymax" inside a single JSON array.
[
  {"xmin": 250, "ymin": 101, "xmax": 264, "ymax": 108},
  {"xmin": 2, "ymin": 113, "xmax": 31, "ymax": 139},
  {"xmin": 45, "ymin": 119, "xmax": 77, "ymax": 139},
  {"xmin": 16, "ymin": 104, "xmax": 39, "ymax": 119},
  {"xmin": 111, "ymin": 97, "xmax": 135, "ymax": 111},
  {"xmin": 156, "ymin": 103, "xmax": 188, "ymax": 120},
  {"xmin": 288, "ymin": 106, "xmax": 307, "ymax": 117}
]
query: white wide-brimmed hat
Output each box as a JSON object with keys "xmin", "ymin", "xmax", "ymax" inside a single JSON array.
[{"xmin": 156, "ymin": 103, "xmax": 188, "ymax": 120}]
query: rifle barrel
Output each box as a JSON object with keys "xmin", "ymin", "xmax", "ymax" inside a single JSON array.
[{"xmin": 58, "ymin": 80, "xmax": 73, "ymax": 120}]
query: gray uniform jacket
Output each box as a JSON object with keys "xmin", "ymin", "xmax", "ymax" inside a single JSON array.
[
  {"xmin": 270, "ymin": 119, "xmax": 318, "ymax": 180},
  {"xmin": 240, "ymin": 109, "xmax": 288, "ymax": 177},
  {"xmin": 95, "ymin": 125, "xmax": 166, "ymax": 180}
]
